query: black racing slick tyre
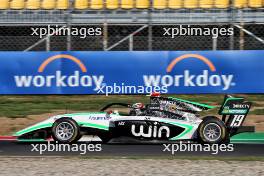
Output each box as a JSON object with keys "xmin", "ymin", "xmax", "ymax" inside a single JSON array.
[
  {"xmin": 52, "ymin": 118, "xmax": 80, "ymax": 143},
  {"xmin": 198, "ymin": 116, "xmax": 229, "ymax": 144}
]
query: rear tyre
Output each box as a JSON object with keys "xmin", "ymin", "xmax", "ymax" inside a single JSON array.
[
  {"xmin": 198, "ymin": 116, "xmax": 228, "ymax": 144},
  {"xmin": 75, "ymin": 134, "xmax": 83, "ymax": 142},
  {"xmin": 52, "ymin": 118, "xmax": 80, "ymax": 143}
]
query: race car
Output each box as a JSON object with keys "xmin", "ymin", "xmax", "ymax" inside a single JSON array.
[{"xmin": 14, "ymin": 93, "xmax": 253, "ymax": 144}]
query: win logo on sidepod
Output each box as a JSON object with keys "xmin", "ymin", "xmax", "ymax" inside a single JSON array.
[
  {"xmin": 143, "ymin": 54, "xmax": 235, "ymax": 90},
  {"xmin": 14, "ymin": 54, "xmax": 104, "ymax": 89}
]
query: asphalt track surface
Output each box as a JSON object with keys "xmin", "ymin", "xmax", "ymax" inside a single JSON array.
[{"xmin": 0, "ymin": 141, "xmax": 264, "ymax": 157}]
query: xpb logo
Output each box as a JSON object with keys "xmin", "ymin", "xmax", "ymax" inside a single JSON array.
[
  {"xmin": 14, "ymin": 54, "xmax": 104, "ymax": 90},
  {"xmin": 143, "ymin": 54, "xmax": 235, "ymax": 90}
]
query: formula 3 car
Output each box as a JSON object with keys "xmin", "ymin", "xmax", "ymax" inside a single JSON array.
[{"xmin": 14, "ymin": 93, "xmax": 253, "ymax": 144}]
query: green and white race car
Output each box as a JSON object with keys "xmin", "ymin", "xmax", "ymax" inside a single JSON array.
[{"xmin": 14, "ymin": 93, "xmax": 252, "ymax": 144}]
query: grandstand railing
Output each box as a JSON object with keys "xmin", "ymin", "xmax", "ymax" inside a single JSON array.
[
  {"xmin": 0, "ymin": 9, "xmax": 263, "ymax": 24},
  {"xmin": 0, "ymin": 0, "xmax": 264, "ymax": 24}
]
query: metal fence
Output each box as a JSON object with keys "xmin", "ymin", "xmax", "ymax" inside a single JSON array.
[
  {"xmin": 0, "ymin": 24, "xmax": 263, "ymax": 51},
  {"xmin": 0, "ymin": 1, "xmax": 263, "ymax": 51}
]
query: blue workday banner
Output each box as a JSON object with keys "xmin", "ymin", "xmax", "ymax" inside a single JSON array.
[{"xmin": 0, "ymin": 51, "xmax": 263, "ymax": 94}]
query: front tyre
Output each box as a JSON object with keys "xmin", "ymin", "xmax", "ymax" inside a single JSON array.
[
  {"xmin": 198, "ymin": 116, "xmax": 228, "ymax": 144},
  {"xmin": 52, "ymin": 118, "xmax": 80, "ymax": 143}
]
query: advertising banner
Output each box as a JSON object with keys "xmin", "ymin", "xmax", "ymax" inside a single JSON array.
[{"xmin": 0, "ymin": 51, "xmax": 263, "ymax": 94}]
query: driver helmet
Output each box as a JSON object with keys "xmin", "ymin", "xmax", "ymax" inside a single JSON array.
[
  {"xmin": 132, "ymin": 103, "xmax": 145, "ymax": 109},
  {"xmin": 150, "ymin": 92, "xmax": 161, "ymax": 97}
]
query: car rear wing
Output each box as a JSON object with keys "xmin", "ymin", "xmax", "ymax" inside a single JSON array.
[{"xmin": 219, "ymin": 95, "xmax": 253, "ymax": 136}]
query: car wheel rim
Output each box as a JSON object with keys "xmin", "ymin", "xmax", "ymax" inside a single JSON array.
[
  {"xmin": 203, "ymin": 123, "xmax": 221, "ymax": 142},
  {"xmin": 56, "ymin": 122, "xmax": 74, "ymax": 141}
]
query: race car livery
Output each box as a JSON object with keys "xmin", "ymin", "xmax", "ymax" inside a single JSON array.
[{"xmin": 14, "ymin": 93, "xmax": 252, "ymax": 144}]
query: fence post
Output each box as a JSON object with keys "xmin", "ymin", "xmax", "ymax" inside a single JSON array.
[
  {"xmin": 66, "ymin": 9, "xmax": 72, "ymax": 51},
  {"xmin": 229, "ymin": 0, "xmax": 235, "ymax": 50},
  {"xmin": 46, "ymin": 35, "xmax": 50, "ymax": 51},
  {"xmin": 239, "ymin": 22, "xmax": 244, "ymax": 50},
  {"xmin": 148, "ymin": 0, "xmax": 153, "ymax": 50},
  {"xmin": 103, "ymin": 22, "xmax": 108, "ymax": 51},
  {"xmin": 212, "ymin": 37, "xmax": 218, "ymax": 50},
  {"xmin": 129, "ymin": 35, "xmax": 133, "ymax": 51},
  {"xmin": 66, "ymin": 25, "xmax": 71, "ymax": 51}
]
